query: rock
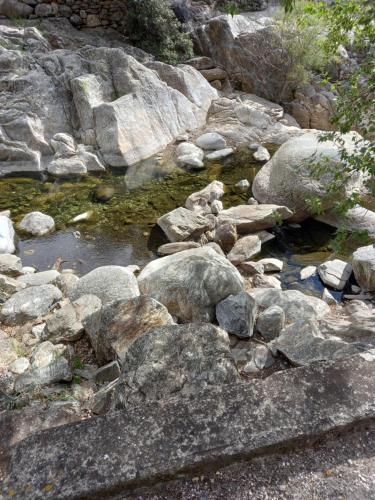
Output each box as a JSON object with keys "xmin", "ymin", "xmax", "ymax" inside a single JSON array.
[
  {"xmin": 217, "ymin": 204, "xmax": 293, "ymax": 233},
  {"xmin": 248, "ymin": 289, "xmax": 330, "ymax": 323},
  {"xmin": 216, "ymin": 292, "xmax": 257, "ymax": 339},
  {"xmin": 195, "ymin": 14, "xmax": 293, "ymax": 103},
  {"xmin": 256, "ymin": 305, "xmax": 285, "ymax": 341},
  {"xmin": 252, "ymin": 274, "xmax": 282, "ymax": 289},
  {"xmin": 196, "ymin": 132, "xmax": 226, "ymax": 150},
  {"xmin": 252, "ymin": 132, "xmax": 365, "ymax": 220},
  {"xmin": 0, "ymin": 331, "xmax": 22, "ymax": 371},
  {"xmin": 185, "ymin": 181, "xmax": 224, "ymax": 215},
  {"xmin": 157, "ymin": 242, "xmax": 200, "ymax": 256},
  {"xmin": 352, "ymin": 245, "xmax": 375, "ymax": 292},
  {"xmin": 186, "ymin": 56, "xmax": 214, "ymax": 70},
  {"xmin": 300, "ymin": 265, "xmax": 317, "ymax": 280},
  {"xmin": 17, "ymin": 270, "xmax": 60, "ymax": 288},
  {"xmin": 253, "ymin": 146, "xmax": 270, "ymax": 162},
  {"xmin": 318, "ymin": 259, "xmax": 352, "ymax": 291},
  {"xmin": 94, "ymin": 361, "xmax": 121, "ymax": 385},
  {"xmin": 0, "ymin": 254, "xmax": 22, "ymax": 276},
  {"xmin": 70, "ymin": 211, "xmax": 93, "ymax": 223},
  {"xmin": 44, "ymin": 295, "xmax": 101, "ymax": 344},
  {"xmin": 69, "ymin": 266, "xmax": 139, "ymax": 305},
  {"xmin": 51, "ymin": 133, "xmax": 76, "ymax": 158},
  {"xmin": 138, "ymin": 247, "xmax": 243, "ymax": 322},
  {"xmin": 214, "ymin": 221, "xmax": 237, "ymax": 253},
  {"xmin": 258, "ymin": 258, "xmax": 283, "ymax": 272},
  {"xmin": 114, "ymin": 323, "xmax": 239, "ymax": 407},
  {"xmin": 9, "ymin": 357, "xmax": 30, "ymax": 375},
  {"xmin": 0, "ymin": 0, "xmax": 33, "ymax": 17},
  {"xmin": 204, "ymin": 242, "xmax": 225, "ymax": 256},
  {"xmin": 247, "ymin": 197, "xmax": 258, "ymax": 205},
  {"xmin": 56, "ymin": 272, "xmax": 79, "ymax": 296},
  {"xmin": 252, "ymin": 345, "xmax": 275, "ymax": 370},
  {"xmin": 256, "ymin": 230, "xmax": 275, "ymax": 243},
  {"xmin": 15, "ymin": 341, "xmax": 73, "ymax": 391},
  {"xmin": 239, "ymin": 261, "xmax": 264, "ymax": 275},
  {"xmin": 93, "ymin": 185, "xmax": 115, "ymax": 203},
  {"xmin": 272, "ymin": 320, "xmax": 360, "ymax": 366},
  {"xmin": 0, "ymin": 216, "xmax": 16, "ymax": 254},
  {"xmin": 234, "ymin": 179, "xmax": 250, "ymax": 192},
  {"xmin": 5, "ymin": 356, "xmax": 375, "ymax": 498},
  {"xmin": 315, "ymin": 206, "xmax": 375, "ymax": 239},
  {"xmin": 85, "ymin": 296, "xmax": 174, "ymax": 365},
  {"xmin": 175, "ymin": 142, "xmax": 204, "ymax": 169},
  {"xmin": 205, "ymin": 148, "xmax": 234, "ymax": 160},
  {"xmin": 227, "ymin": 235, "xmax": 262, "ymax": 265},
  {"xmin": 18, "ymin": 211, "xmax": 55, "ymax": 236},
  {"xmin": 0, "ymin": 285, "xmax": 62, "ymax": 325},
  {"xmin": 211, "ymin": 200, "xmax": 223, "ymax": 215},
  {"xmin": 157, "ymin": 207, "xmax": 211, "ymax": 242},
  {"xmin": 90, "ymin": 379, "xmax": 118, "ymax": 415},
  {"xmin": 47, "ymin": 157, "xmax": 87, "ymax": 177},
  {"xmin": 0, "ymin": 274, "xmax": 25, "ymax": 302},
  {"xmin": 322, "ymin": 288, "xmax": 337, "ymax": 306},
  {"xmin": 92, "ymin": 58, "xmax": 217, "ymax": 167},
  {"xmin": 200, "ymin": 67, "xmax": 228, "ymax": 82},
  {"xmin": 21, "ymin": 267, "xmax": 36, "ymax": 274}
]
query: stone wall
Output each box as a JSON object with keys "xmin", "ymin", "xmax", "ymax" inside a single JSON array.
[{"xmin": 2, "ymin": 0, "xmax": 125, "ymax": 30}]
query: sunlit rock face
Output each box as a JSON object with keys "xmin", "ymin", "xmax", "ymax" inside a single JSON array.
[{"xmin": 0, "ymin": 24, "xmax": 217, "ymax": 177}]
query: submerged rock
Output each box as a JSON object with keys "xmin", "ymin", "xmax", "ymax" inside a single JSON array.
[
  {"xmin": 138, "ymin": 246, "xmax": 243, "ymax": 322},
  {"xmin": 114, "ymin": 323, "xmax": 239, "ymax": 408}
]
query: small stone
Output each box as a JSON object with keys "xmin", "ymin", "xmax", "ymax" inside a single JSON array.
[
  {"xmin": 253, "ymin": 146, "xmax": 270, "ymax": 162},
  {"xmin": 205, "ymin": 148, "xmax": 234, "ymax": 161},
  {"xmin": 235, "ymin": 179, "xmax": 250, "ymax": 192},
  {"xmin": 322, "ymin": 288, "xmax": 338, "ymax": 306},
  {"xmin": 300, "ymin": 265, "xmax": 317, "ymax": 280},
  {"xmin": 18, "ymin": 212, "xmax": 55, "ymax": 236},
  {"xmin": 211, "ymin": 200, "xmax": 223, "ymax": 215},
  {"xmin": 318, "ymin": 259, "xmax": 352, "ymax": 291},
  {"xmin": 9, "ymin": 357, "xmax": 30, "ymax": 375},
  {"xmin": 252, "ymin": 274, "xmax": 282, "ymax": 289},
  {"xmin": 227, "ymin": 235, "xmax": 262, "ymax": 266},
  {"xmin": 196, "ymin": 132, "xmax": 226, "ymax": 150},
  {"xmin": 258, "ymin": 258, "xmax": 283, "ymax": 272},
  {"xmin": 0, "ymin": 254, "xmax": 22, "ymax": 276},
  {"xmin": 247, "ymin": 197, "xmax": 258, "ymax": 206},
  {"xmin": 216, "ymin": 292, "xmax": 257, "ymax": 339},
  {"xmin": 239, "ymin": 261, "xmax": 264, "ymax": 275},
  {"xmin": 256, "ymin": 305, "xmax": 285, "ymax": 341}
]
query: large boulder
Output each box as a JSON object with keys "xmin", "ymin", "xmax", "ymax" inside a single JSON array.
[
  {"xmin": 0, "ymin": 285, "xmax": 62, "ymax": 325},
  {"xmin": 85, "ymin": 296, "xmax": 174, "ymax": 365},
  {"xmin": 318, "ymin": 259, "xmax": 352, "ymax": 291},
  {"xmin": 352, "ymin": 245, "xmax": 375, "ymax": 292},
  {"xmin": 252, "ymin": 132, "xmax": 365, "ymax": 220},
  {"xmin": 138, "ymin": 247, "xmax": 244, "ymax": 322},
  {"xmin": 69, "ymin": 266, "xmax": 140, "ymax": 305},
  {"xmin": 0, "ymin": 216, "xmax": 16, "ymax": 254},
  {"xmin": 194, "ymin": 14, "xmax": 292, "ymax": 102},
  {"xmin": 114, "ymin": 323, "xmax": 239, "ymax": 408}
]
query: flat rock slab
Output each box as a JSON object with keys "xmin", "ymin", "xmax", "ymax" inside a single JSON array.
[{"xmin": 3, "ymin": 355, "xmax": 375, "ymax": 499}]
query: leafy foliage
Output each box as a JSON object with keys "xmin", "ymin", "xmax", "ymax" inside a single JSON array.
[{"xmin": 124, "ymin": 0, "xmax": 193, "ymax": 64}]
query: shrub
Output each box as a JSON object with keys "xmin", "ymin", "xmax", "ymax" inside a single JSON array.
[{"xmin": 124, "ymin": 0, "xmax": 193, "ymax": 64}]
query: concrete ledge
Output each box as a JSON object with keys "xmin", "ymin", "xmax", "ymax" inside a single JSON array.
[{"xmin": 2, "ymin": 355, "xmax": 375, "ymax": 499}]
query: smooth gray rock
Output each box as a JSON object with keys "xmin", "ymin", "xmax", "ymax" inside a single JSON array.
[
  {"xmin": 196, "ymin": 132, "xmax": 226, "ymax": 150},
  {"xmin": 252, "ymin": 273, "xmax": 282, "ymax": 289},
  {"xmin": 227, "ymin": 235, "xmax": 261, "ymax": 265},
  {"xmin": 47, "ymin": 157, "xmax": 87, "ymax": 177},
  {"xmin": 258, "ymin": 258, "xmax": 283, "ymax": 272},
  {"xmin": 318, "ymin": 259, "xmax": 352, "ymax": 291},
  {"xmin": 272, "ymin": 320, "xmax": 361, "ymax": 366},
  {"xmin": 248, "ymin": 289, "xmax": 330, "ymax": 323},
  {"xmin": 214, "ymin": 221, "xmax": 237, "ymax": 253},
  {"xmin": 175, "ymin": 142, "xmax": 204, "ymax": 169},
  {"xmin": 253, "ymin": 146, "xmax": 270, "ymax": 162},
  {"xmin": 252, "ymin": 132, "xmax": 365, "ymax": 220},
  {"xmin": 157, "ymin": 207, "xmax": 211, "ymax": 242},
  {"xmin": 0, "ymin": 254, "xmax": 22, "ymax": 276},
  {"xmin": 256, "ymin": 305, "xmax": 285, "ymax": 341},
  {"xmin": 352, "ymin": 245, "xmax": 375, "ymax": 292},
  {"xmin": 0, "ymin": 216, "xmax": 16, "ymax": 254},
  {"xmin": 0, "ymin": 285, "xmax": 62, "ymax": 325},
  {"xmin": 114, "ymin": 323, "xmax": 239, "ymax": 408},
  {"xmin": 4, "ymin": 356, "xmax": 375, "ymax": 498},
  {"xmin": 18, "ymin": 212, "xmax": 55, "ymax": 236},
  {"xmin": 216, "ymin": 292, "xmax": 257, "ymax": 339},
  {"xmin": 157, "ymin": 242, "xmax": 200, "ymax": 256},
  {"xmin": 14, "ymin": 341, "xmax": 73, "ymax": 391},
  {"xmin": 205, "ymin": 147, "xmax": 234, "ymax": 160},
  {"xmin": 69, "ymin": 266, "xmax": 139, "ymax": 305},
  {"xmin": 185, "ymin": 181, "xmax": 224, "ymax": 215},
  {"xmin": 218, "ymin": 204, "xmax": 293, "ymax": 233},
  {"xmin": 85, "ymin": 296, "xmax": 174, "ymax": 365},
  {"xmin": 138, "ymin": 247, "xmax": 243, "ymax": 322},
  {"xmin": 17, "ymin": 270, "xmax": 60, "ymax": 288}
]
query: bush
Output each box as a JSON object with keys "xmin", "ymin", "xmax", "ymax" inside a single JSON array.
[
  {"xmin": 273, "ymin": 1, "xmax": 334, "ymax": 88},
  {"xmin": 124, "ymin": 0, "xmax": 193, "ymax": 64}
]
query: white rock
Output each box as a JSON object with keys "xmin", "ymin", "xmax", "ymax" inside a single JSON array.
[
  {"xmin": 253, "ymin": 146, "xmax": 270, "ymax": 162},
  {"xmin": 252, "ymin": 274, "xmax": 282, "ymax": 289},
  {"xmin": 322, "ymin": 287, "xmax": 337, "ymax": 306},
  {"xmin": 0, "ymin": 254, "xmax": 22, "ymax": 276},
  {"xmin": 185, "ymin": 181, "xmax": 224, "ymax": 215},
  {"xmin": 157, "ymin": 207, "xmax": 212, "ymax": 242},
  {"xmin": 18, "ymin": 211, "xmax": 55, "ymax": 236},
  {"xmin": 196, "ymin": 132, "xmax": 226, "ymax": 150},
  {"xmin": 0, "ymin": 216, "xmax": 16, "ymax": 254},
  {"xmin": 17, "ymin": 270, "xmax": 60, "ymax": 288},
  {"xmin": 205, "ymin": 148, "xmax": 234, "ymax": 160},
  {"xmin": 318, "ymin": 259, "xmax": 352, "ymax": 291},
  {"xmin": 9, "ymin": 357, "xmax": 30, "ymax": 375},
  {"xmin": 300, "ymin": 265, "xmax": 317, "ymax": 280},
  {"xmin": 227, "ymin": 235, "xmax": 262, "ymax": 265},
  {"xmin": 211, "ymin": 200, "xmax": 223, "ymax": 215},
  {"xmin": 352, "ymin": 245, "xmax": 375, "ymax": 292},
  {"xmin": 235, "ymin": 179, "xmax": 250, "ymax": 191},
  {"xmin": 258, "ymin": 258, "xmax": 283, "ymax": 272}
]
